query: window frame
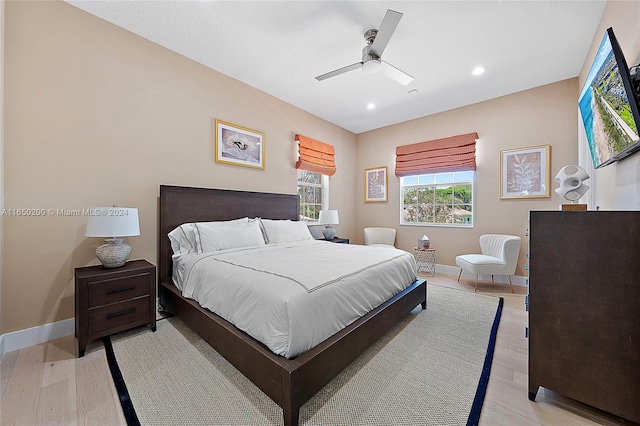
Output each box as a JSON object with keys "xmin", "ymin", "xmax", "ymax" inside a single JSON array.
[
  {"xmin": 400, "ymin": 171, "xmax": 474, "ymax": 228},
  {"xmin": 297, "ymin": 170, "xmax": 329, "ymax": 222}
]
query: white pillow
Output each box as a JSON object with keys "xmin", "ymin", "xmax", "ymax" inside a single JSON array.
[
  {"xmin": 168, "ymin": 223, "xmax": 198, "ymax": 255},
  {"xmin": 192, "ymin": 217, "xmax": 250, "ymax": 252},
  {"xmin": 168, "ymin": 218, "xmax": 248, "ymax": 255},
  {"xmin": 260, "ymin": 219, "xmax": 314, "ymax": 244},
  {"xmin": 195, "ymin": 220, "xmax": 265, "ymax": 252}
]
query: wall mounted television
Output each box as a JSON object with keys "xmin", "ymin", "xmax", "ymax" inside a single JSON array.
[{"xmin": 579, "ymin": 27, "xmax": 640, "ymax": 168}]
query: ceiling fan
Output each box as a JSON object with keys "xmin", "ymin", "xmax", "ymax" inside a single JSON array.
[{"xmin": 315, "ymin": 9, "xmax": 413, "ymax": 86}]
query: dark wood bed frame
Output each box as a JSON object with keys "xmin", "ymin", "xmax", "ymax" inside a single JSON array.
[{"xmin": 158, "ymin": 185, "xmax": 427, "ymax": 426}]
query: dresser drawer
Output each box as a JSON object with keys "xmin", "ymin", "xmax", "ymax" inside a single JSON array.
[
  {"xmin": 87, "ymin": 272, "xmax": 151, "ymax": 308},
  {"xmin": 88, "ymin": 296, "xmax": 150, "ymax": 334}
]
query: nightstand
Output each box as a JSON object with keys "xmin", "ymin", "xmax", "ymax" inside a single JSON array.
[
  {"xmin": 328, "ymin": 237, "xmax": 349, "ymax": 244},
  {"xmin": 75, "ymin": 259, "xmax": 156, "ymax": 357}
]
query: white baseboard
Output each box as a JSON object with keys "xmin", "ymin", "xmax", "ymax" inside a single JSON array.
[
  {"xmin": 435, "ymin": 264, "xmax": 527, "ymax": 287},
  {"xmin": 0, "ymin": 318, "xmax": 75, "ymax": 361}
]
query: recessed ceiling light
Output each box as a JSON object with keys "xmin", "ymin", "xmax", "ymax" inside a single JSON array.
[
  {"xmin": 366, "ymin": 103, "xmax": 376, "ymax": 110},
  {"xmin": 472, "ymin": 66, "xmax": 486, "ymax": 76}
]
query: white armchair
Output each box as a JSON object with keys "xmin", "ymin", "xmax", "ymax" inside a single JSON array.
[
  {"xmin": 455, "ymin": 234, "xmax": 521, "ymax": 293},
  {"xmin": 363, "ymin": 227, "xmax": 396, "ymax": 247}
]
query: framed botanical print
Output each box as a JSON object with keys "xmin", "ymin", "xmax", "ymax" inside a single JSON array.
[
  {"xmin": 365, "ymin": 166, "xmax": 388, "ymax": 202},
  {"xmin": 215, "ymin": 119, "xmax": 265, "ymax": 169},
  {"xmin": 500, "ymin": 145, "xmax": 550, "ymax": 199}
]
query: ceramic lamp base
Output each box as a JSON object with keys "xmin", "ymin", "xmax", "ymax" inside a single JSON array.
[
  {"xmin": 96, "ymin": 238, "xmax": 132, "ymax": 268},
  {"xmin": 322, "ymin": 226, "xmax": 337, "ymax": 240}
]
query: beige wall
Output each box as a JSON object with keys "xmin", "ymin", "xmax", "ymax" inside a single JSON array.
[
  {"xmin": 1, "ymin": 0, "xmax": 5, "ymax": 337},
  {"xmin": 2, "ymin": 1, "xmax": 356, "ymax": 334},
  {"xmin": 356, "ymin": 79, "xmax": 579, "ymax": 274},
  {"xmin": 578, "ymin": 0, "xmax": 640, "ymax": 210}
]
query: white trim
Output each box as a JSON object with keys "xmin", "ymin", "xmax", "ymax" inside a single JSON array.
[
  {"xmin": 0, "ymin": 0, "xmax": 5, "ymax": 364},
  {"xmin": 321, "ymin": 174, "xmax": 329, "ymax": 208},
  {"xmin": 435, "ymin": 263, "xmax": 528, "ymax": 287},
  {"xmin": 0, "ymin": 318, "xmax": 75, "ymax": 360}
]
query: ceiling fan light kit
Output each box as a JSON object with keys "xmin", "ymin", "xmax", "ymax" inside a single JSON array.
[
  {"xmin": 362, "ymin": 58, "xmax": 382, "ymax": 74},
  {"xmin": 315, "ymin": 9, "xmax": 413, "ymax": 86}
]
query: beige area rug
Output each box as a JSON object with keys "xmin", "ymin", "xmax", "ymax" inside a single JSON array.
[{"xmin": 106, "ymin": 284, "xmax": 503, "ymax": 425}]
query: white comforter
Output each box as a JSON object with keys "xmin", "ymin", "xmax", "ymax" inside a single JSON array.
[{"xmin": 173, "ymin": 240, "xmax": 417, "ymax": 358}]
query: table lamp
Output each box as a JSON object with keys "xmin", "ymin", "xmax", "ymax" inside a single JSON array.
[
  {"xmin": 85, "ymin": 207, "xmax": 140, "ymax": 268},
  {"xmin": 318, "ymin": 209, "xmax": 339, "ymax": 240}
]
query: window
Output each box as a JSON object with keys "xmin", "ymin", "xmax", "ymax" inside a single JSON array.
[
  {"xmin": 297, "ymin": 170, "xmax": 328, "ymax": 221},
  {"xmin": 401, "ymin": 171, "xmax": 474, "ymax": 227}
]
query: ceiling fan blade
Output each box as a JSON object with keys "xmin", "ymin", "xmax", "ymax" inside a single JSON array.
[
  {"xmin": 315, "ymin": 62, "xmax": 363, "ymax": 81},
  {"xmin": 380, "ymin": 60, "xmax": 413, "ymax": 86},
  {"xmin": 369, "ymin": 9, "xmax": 402, "ymax": 58}
]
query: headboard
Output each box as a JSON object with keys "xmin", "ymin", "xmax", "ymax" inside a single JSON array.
[{"xmin": 158, "ymin": 185, "xmax": 300, "ymax": 285}]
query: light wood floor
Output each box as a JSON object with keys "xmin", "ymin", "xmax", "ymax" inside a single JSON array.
[{"xmin": 1, "ymin": 274, "xmax": 634, "ymax": 425}]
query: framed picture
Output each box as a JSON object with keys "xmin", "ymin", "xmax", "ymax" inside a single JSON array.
[
  {"xmin": 365, "ymin": 166, "xmax": 388, "ymax": 202},
  {"xmin": 215, "ymin": 119, "xmax": 265, "ymax": 169},
  {"xmin": 500, "ymin": 145, "xmax": 551, "ymax": 199}
]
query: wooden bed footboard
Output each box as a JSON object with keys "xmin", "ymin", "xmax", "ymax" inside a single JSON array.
[{"xmin": 160, "ymin": 278, "xmax": 426, "ymax": 426}]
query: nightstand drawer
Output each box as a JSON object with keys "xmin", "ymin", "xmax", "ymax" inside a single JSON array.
[
  {"xmin": 88, "ymin": 273, "xmax": 151, "ymax": 307},
  {"xmin": 76, "ymin": 259, "xmax": 156, "ymax": 357},
  {"xmin": 88, "ymin": 296, "xmax": 150, "ymax": 334}
]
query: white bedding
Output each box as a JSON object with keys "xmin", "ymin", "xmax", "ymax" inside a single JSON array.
[{"xmin": 172, "ymin": 240, "xmax": 417, "ymax": 358}]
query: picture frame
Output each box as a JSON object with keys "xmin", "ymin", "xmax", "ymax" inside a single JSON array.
[
  {"xmin": 500, "ymin": 145, "xmax": 551, "ymax": 199},
  {"xmin": 215, "ymin": 119, "xmax": 265, "ymax": 169},
  {"xmin": 365, "ymin": 166, "xmax": 388, "ymax": 202}
]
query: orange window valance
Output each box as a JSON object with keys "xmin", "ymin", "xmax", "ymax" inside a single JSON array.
[
  {"xmin": 395, "ymin": 132, "xmax": 478, "ymax": 177},
  {"xmin": 295, "ymin": 134, "xmax": 336, "ymax": 176}
]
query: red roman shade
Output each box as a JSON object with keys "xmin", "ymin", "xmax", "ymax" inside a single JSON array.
[
  {"xmin": 295, "ymin": 134, "xmax": 336, "ymax": 176},
  {"xmin": 395, "ymin": 132, "xmax": 478, "ymax": 177}
]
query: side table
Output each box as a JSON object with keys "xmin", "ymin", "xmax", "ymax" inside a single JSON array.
[
  {"xmin": 75, "ymin": 259, "xmax": 156, "ymax": 357},
  {"xmin": 413, "ymin": 248, "xmax": 436, "ymax": 277},
  {"xmin": 328, "ymin": 237, "xmax": 349, "ymax": 244}
]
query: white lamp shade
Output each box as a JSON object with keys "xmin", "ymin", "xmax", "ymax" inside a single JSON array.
[
  {"xmin": 85, "ymin": 207, "xmax": 140, "ymax": 237},
  {"xmin": 318, "ymin": 209, "xmax": 339, "ymax": 225}
]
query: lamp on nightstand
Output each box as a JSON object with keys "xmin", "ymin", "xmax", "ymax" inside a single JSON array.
[
  {"xmin": 318, "ymin": 209, "xmax": 339, "ymax": 240},
  {"xmin": 85, "ymin": 207, "xmax": 140, "ymax": 268}
]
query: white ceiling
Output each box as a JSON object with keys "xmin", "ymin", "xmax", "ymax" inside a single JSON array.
[{"xmin": 66, "ymin": 1, "xmax": 607, "ymax": 134}]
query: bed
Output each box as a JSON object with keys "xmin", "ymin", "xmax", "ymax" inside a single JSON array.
[{"xmin": 158, "ymin": 185, "xmax": 427, "ymax": 426}]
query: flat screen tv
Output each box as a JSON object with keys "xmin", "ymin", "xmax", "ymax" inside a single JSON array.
[{"xmin": 579, "ymin": 27, "xmax": 640, "ymax": 168}]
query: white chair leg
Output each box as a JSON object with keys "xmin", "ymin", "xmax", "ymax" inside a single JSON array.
[
  {"xmin": 475, "ymin": 275, "xmax": 478, "ymax": 292},
  {"xmin": 508, "ymin": 275, "xmax": 515, "ymax": 293},
  {"xmin": 457, "ymin": 269, "xmax": 463, "ymax": 281}
]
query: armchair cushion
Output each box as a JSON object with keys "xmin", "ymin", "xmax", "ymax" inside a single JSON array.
[{"xmin": 455, "ymin": 254, "xmax": 506, "ymax": 276}]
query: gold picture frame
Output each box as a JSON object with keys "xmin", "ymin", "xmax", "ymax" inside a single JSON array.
[
  {"xmin": 500, "ymin": 145, "xmax": 551, "ymax": 199},
  {"xmin": 365, "ymin": 166, "xmax": 388, "ymax": 202},
  {"xmin": 215, "ymin": 119, "xmax": 265, "ymax": 169}
]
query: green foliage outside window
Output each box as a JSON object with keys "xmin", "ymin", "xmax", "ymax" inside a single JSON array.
[
  {"xmin": 401, "ymin": 172, "xmax": 473, "ymax": 226},
  {"xmin": 298, "ymin": 171, "xmax": 322, "ymax": 220}
]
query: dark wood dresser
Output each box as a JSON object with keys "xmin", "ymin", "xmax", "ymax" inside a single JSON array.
[
  {"xmin": 528, "ymin": 211, "xmax": 639, "ymax": 423},
  {"xmin": 75, "ymin": 259, "xmax": 156, "ymax": 357}
]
